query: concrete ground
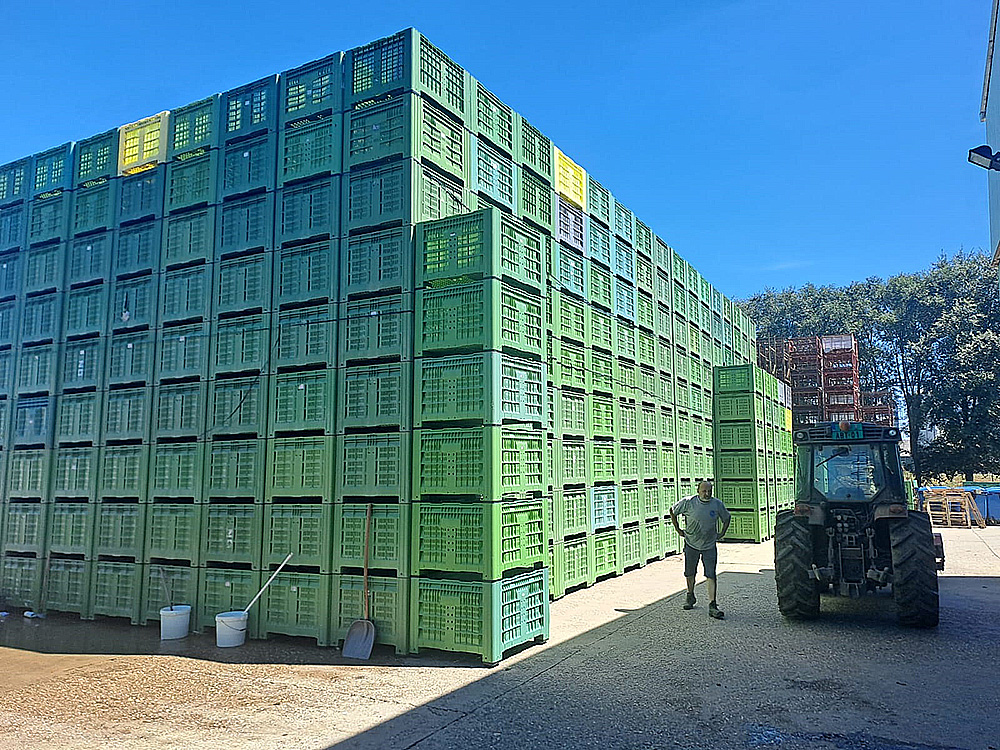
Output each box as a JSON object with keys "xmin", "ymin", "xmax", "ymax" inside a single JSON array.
[{"xmin": 0, "ymin": 527, "xmax": 998, "ymax": 750}]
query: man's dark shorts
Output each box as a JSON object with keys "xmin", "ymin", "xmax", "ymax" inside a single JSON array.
[{"xmin": 684, "ymin": 543, "xmax": 718, "ymax": 579}]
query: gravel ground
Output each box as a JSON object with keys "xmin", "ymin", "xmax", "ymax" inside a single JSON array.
[{"xmin": 0, "ymin": 527, "xmax": 997, "ymax": 750}]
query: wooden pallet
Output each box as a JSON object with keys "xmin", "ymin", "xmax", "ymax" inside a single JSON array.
[{"xmin": 922, "ymin": 489, "xmax": 987, "ymax": 529}]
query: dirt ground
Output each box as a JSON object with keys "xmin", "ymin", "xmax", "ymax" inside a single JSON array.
[{"xmin": 1, "ymin": 528, "xmax": 998, "ymax": 750}]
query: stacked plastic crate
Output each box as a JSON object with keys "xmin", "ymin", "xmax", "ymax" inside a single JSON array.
[
  {"xmin": 408, "ymin": 209, "xmax": 549, "ymax": 664},
  {"xmin": 712, "ymin": 364, "xmax": 792, "ymax": 542}
]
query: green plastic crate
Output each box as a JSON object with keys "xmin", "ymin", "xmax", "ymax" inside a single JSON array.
[
  {"xmin": 621, "ymin": 525, "xmax": 643, "ymax": 569},
  {"xmin": 92, "ymin": 502, "xmax": 145, "ymax": 558},
  {"xmin": 201, "ymin": 503, "xmax": 264, "ymax": 566},
  {"xmin": 518, "ymin": 168, "xmax": 554, "ymax": 233},
  {"xmin": 166, "ymin": 151, "xmax": 218, "ymax": 211},
  {"xmin": 149, "ymin": 441, "xmax": 205, "ymax": 500},
  {"xmin": 333, "ymin": 503, "xmax": 409, "ymax": 573},
  {"xmin": 714, "ymin": 364, "xmax": 764, "ymax": 394},
  {"xmin": 332, "ymin": 574, "xmax": 409, "ymax": 654},
  {"xmin": 715, "ymin": 422, "xmax": 766, "ymax": 451},
  {"xmin": 413, "ymin": 426, "xmax": 545, "ymax": 500},
  {"xmin": 169, "ymin": 95, "xmax": 219, "ymax": 158},
  {"xmin": 259, "ymin": 571, "xmax": 331, "ymax": 645},
  {"xmin": 588, "ymin": 440, "xmax": 617, "ymax": 484},
  {"xmin": 278, "ymin": 115, "xmax": 341, "ymax": 185},
  {"xmin": 336, "ymin": 433, "xmax": 410, "ymax": 499},
  {"xmin": 619, "ymin": 401, "xmax": 639, "ymax": 441},
  {"xmin": 549, "ymin": 542, "xmax": 564, "ymax": 599},
  {"xmin": 91, "ymin": 561, "xmax": 142, "ymax": 622},
  {"xmin": 2, "ymin": 502, "xmax": 46, "ymax": 553},
  {"xmin": 107, "ymin": 330, "xmax": 155, "ymax": 385},
  {"xmin": 552, "ymin": 338, "xmax": 586, "ymax": 390},
  {"xmin": 553, "ymin": 487, "xmax": 589, "ymax": 539},
  {"xmin": 715, "ymin": 450, "xmax": 768, "ymax": 480},
  {"xmin": 411, "ymin": 496, "xmax": 545, "ymax": 578},
  {"xmin": 102, "ymin": 390, "xmax": 153, "ymax": 443},
  {"xmin": 273, "ymin": 237, "xmax": 337, "ymax": 301},
  {"xmin": 205, "ymin": 439, "xmax": 267, "ymax": 500},
  {"xmin": 562, "ymin": 536, "xmax": 591, "ymax": 590},
  {"xmin": 266, "ymin": 436, "xmax": 335, "ymax": 501},
  {"xmin": 587, "ymin": 347, "xmax": 614, "ymax": 394},
  {"xmin": 269, "ymin": 368, "xmax": 335, "ymax": 434},
  {"xmin": 590, "ymin": 530, "xmax": 621, "ymax": 578},
  {"xmin": 207, "ymin": 376, "xmax": 268, "ymax": 437},
  {"xmin": 47, "ymin": 503, "xmax": 95, "ymax": 557},
  {"xmin": 344, "ymin": 92, "xmax": 466, "ymax": 180},
  {"xmin": 337, "ymin": 295, "xmax": 411, "ymax": 364},
  {"xmin": 552, "ymin": 289, "xmax": 589, "ymax": 343},
  {"xmin": 215, "ymin": 252, "xmax": 271, "ymax": 315},
  {"xmin": 340, "ymin": 226, "xmax": 413, "ymax": 298},
  {"xmin": 213, "ymin": 314, "xmax": 272, "ymax": 374},
  {"xmin": 619, "ymin": 443, "xmax": 640, "ymax": 483},
  {"xmin": 588, "ymin": 394, "xmax": 615, "ymax": 438},
  {"xmin": 6, "ymin": 450, "xmax": 50, "ymax": 499},
  {"xmin": 0, "ymin": 554, "xmax": 43, "ymax": 609},
  {"xmin": 45, "ymin": 558, "xmax": 92, "ymax": 616},
  {"xmin": 339, "ymin": 361, "xmax": 412, "ymax": 430},
  {"xmin": 414, "ymin": 352, "xmax": 545, "ymax": 427},
  {"xmin": 409, "ymin": 568, "xmax": 548, "ymax": 665},
  {"xmin": 663, "ymin": 517, "xmax": 682, "ymax": 555},
  {"xmin": 142, "ymin": 563, "xmax": 200, "ymax": 623},
  {"xmin": 144, "ymin": 503, "xmax": 200, "ymax": 562},
  {"xmin": 263, "ymin": 503, "xmax": 333, "ymax": 572},
  {"xmin": 642, "ymin": 483, "xmax": 662, "ymax": 520},
  {"xmin": 641, "ymin": 520, "xmax": 664, "ymax": 561},
  {"xmin": 724, "ymin": 509, "xmax": 770, "ymax": 542},
  {"xmin": 197, "ymin": 567, "xmax": 262, "ymax": 631},
  {"xmin": 416, "ymin": 278, "xmax": 544, "ymax": 359},
  {"xmin": 619, "ymin": 484, "xmax": 641, "ymax": 525},
  {"xmin": 417, "ymin": 208, "xmax": 543, "ymax": 291},
  {"xmin": 717, "ymin": 480, "xmax": 768, "ymax": 510}
]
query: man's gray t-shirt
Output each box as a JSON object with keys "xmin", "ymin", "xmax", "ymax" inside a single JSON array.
[{"xmin": 672, "ymin": 496, "xmax": 730, "ymax": 550}]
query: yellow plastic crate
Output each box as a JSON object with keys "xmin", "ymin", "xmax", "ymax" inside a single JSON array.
[
  {"xmin": 118, "ymin": 112, "xmax": 169, "ymax": 175},
  {"xmin": 554, "ymin": 147, "xmax": 586, "ymax": 210}
]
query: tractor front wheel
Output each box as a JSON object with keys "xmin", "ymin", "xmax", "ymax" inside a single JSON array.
[{"xmin": 774, "ymin": 510, "xmax": 820, "ymax": 620}]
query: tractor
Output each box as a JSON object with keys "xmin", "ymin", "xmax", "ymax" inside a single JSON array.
[{"xmin": 774, "ymin": 421, "xmax": 943, "ymax": 627}]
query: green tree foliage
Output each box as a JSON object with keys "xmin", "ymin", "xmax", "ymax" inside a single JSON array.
[{"xmin": 743, "ymin": 251, "xmax": 1000, "ymax": 483}]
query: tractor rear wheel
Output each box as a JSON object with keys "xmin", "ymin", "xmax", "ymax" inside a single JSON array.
[
  {"xmin": 890, "ymin": 511, "xmax": 939, "ymax": 628},
  {"xmin": 774, "ymin": 510, "xmax": 820, "ymax": 620}
]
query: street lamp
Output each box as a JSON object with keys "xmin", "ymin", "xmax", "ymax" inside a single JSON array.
[{"xmin": 968, "ymin": 144, "xmax": 1000, "ymax": 170}]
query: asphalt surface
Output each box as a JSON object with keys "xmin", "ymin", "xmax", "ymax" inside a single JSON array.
[{"xmin": 0, "ymin": 528, "xmax": 997, "ymax": 750}]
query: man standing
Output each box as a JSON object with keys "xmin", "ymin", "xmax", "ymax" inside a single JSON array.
[{"xmin": 671, "ymin": 480, "xmax": 730, "ymax": 619}]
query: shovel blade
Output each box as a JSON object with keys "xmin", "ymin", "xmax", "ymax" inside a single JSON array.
[{"xmin": 342, "ymin": 619, "xmax": 376, "ymax": 660}]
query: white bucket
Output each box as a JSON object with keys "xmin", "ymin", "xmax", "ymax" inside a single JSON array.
[
  {"xmin": 159, "ymin": 605, "xmax": 191, "ymax": 640},
  {"xmin": 215, "ymin": 610, "xmax": 248, "ymax": 648}
]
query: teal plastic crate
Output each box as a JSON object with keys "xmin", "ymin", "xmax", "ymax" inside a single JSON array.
[
  {"xmin": 166, "ymin": 150, "xmax": 218, "ymax": 211},
  {"xmin": 621, "ymin": 525, "xmax": 643, "ymax": 569},
  {"xmin": 590, "ymin": 529, "xmax": 622, "ymax": 578},
  {"xmin": 24, "ymin": 243, "xmax": 64, "ymax": 294},
  {"xmin": 269, "ymin": 368, "xmax": 335, "ymax": 434},
  {"xmin": 266, "ymin": 436, "xmax": 335, "ymax": 501},
  {"xmin": 332, "ymin": 574, "xmax": 409, "ymax": 654},
  {"xmin": 276, "ymin": 180, "xmax": 339, "ymax": 245},
  {"xmin": 103, "ymin": 388, "xmax": 153, "ymax": 443},
  {"xmin": 197, "ymin": 567, "xmax": 262, "ymax": 631},
  {"xmin": 205, "ymin": 439, "xmax": 267, "ymax": 500},
  {"xmin": 51, "ymin": 447, "xmax": 97, "ymax": 499},
  {"xmin": 338, "ymin": 361, "xmax": 412, "ymax": 430},
  {"xmin": 263, "ymin": 503, "xmax": 333, "ymax": 572},
  {"xmin": 211, "ymin": 316, "xmax": 271, "ymax": 376},
  {"xmin": 411, "ymin": 496, "xmax": 545, "ymax": 579},
  {"xmin": 2, "ymin": 502, "xmax": 46, "ymax": 553},
  {"xmin": 107, "ymin": 329, "xmax": 155, "ymax": 385},
  {"xmin": 75, "ymin": 129, "xmax": 118, "ymax": 184},
  {"xmin": 12, "ymin": 395, "xmax": 56, "ymax": 446},
  {"xmin": 201, "ymin": 503, "xmax": 264, "ymax": 566},
  {"xmin": 333, "ymin": 502, "xmax": 409, "ymax": 573},
  {"xmin": 589, "ymin": 486, "xmax": 618, "ymax": 531},
  {"xmin": 73, "ymin": 180, "xmax": 118, "ymax": 234},
  {"xmin": 413, "ymin": 426, "xmax": 545, "ymax": 500},
  {"xmin": 336, "ymin": 433, "xmax": 410, "ymax": 499},
  {"xmin": 217, "ymin": 193, "xmax": 274, "ymax": 256},
  {"xmin": 338, "ymin": 295, "xmax": 412, "ymax": 364},
  {"xmin": 47, "ymin": 503, "xmax": 95, "ymax": 557},
  {"xmin": 280, "ymin": 54, "xmax": 342, "ymax": 123},
  {"xmin": 144, "ymin": 503, "xmax": 200, "ymax": 561},
  {"xmin": 142, "ymin": 563, "xmax": 200, "ymax": 624},
  {"xmin": 258, "ymin": 571, "xmax": 331, "ymax": 645},
  {"xmin": 221, "ymin": 133, "xmax": 276, "ymax": 198},
  {"xmin": 415, "ymin": 352, "xmax": 545, "ymax": 427},
  {"xmin": 215, "ymin": 251, "xmax": 272, "ymax": 315},
  {"xmin": 415, "ymin": 278, "xmax": 544, "ymax": 359},
  {"xmin": 344, "ymin": 92, "xmax": 466, "ymax": 179},
  {"xmin": 169, "ymin": 95, "xmax": 219, "ymax": 158},
  {"xmin": 0, "ymin": 554, "xmax": 42, "ymax": 609},
  {"xmin": 28, "ymin": 191, "xmax": 72, "ymax": 246},
  {"xmin": 417, "ymin": 208, "xmax": 543, "ymax": 292},
  {"xmin": 45, "ymin": 558, "xmax": 92, "ymax": 616},
  {"xmin": 409, "ymin": 568, "xmax": 548, "ymax": 665},
  {"xmin": 91, "ymin": 560, "xmax": 142, "ymax": 622},
  {"xmin": 65, "ymin": 285, "xmax": 109, "ymax": 338}
]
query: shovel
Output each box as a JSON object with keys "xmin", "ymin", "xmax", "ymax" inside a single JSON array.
[{"xmin": 342, "ymin": 503, "xmax": 376, "ymax": 659}]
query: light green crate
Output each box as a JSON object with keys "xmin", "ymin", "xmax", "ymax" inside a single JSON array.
[
  {"xmin": 621, "ymin": 525, "xmax": 643, "ymax": 569},
  {"xmin": 590, "ymin": 529, "xmax": 622, "ymax": 578},
  {"xmin": 45, "ymin": 559, "xmax": 92, "ymax": 616},
  {"xmin": 91, "ymin": 561, "xmax": 142, "ymax": 623}
]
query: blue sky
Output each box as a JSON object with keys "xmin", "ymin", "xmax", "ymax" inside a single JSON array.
[{"xmin": 0, "ymin": 0, "xmax": 990, "ymax": 298}]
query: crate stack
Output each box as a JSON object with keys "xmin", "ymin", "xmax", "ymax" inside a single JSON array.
[
  {"xmin": 1, "ymin": 26, "xmax": 766, "ymax": 663},
  {"xmin": 821, "ymin": 334, "xmax": 860, "ymax": 423},
  {"xmin": 712, "ymin": 364, "xmax": 794, "ymax": 542}
]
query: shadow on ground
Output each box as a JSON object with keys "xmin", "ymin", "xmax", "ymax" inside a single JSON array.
[{"xmin": 320, "ymin": 571, "xmax": 998, "ymax": 750}]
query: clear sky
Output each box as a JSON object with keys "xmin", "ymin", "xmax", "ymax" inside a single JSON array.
[{"xmin": 0, "ymin": 0, "xmax": 990, "ymax": 299}]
